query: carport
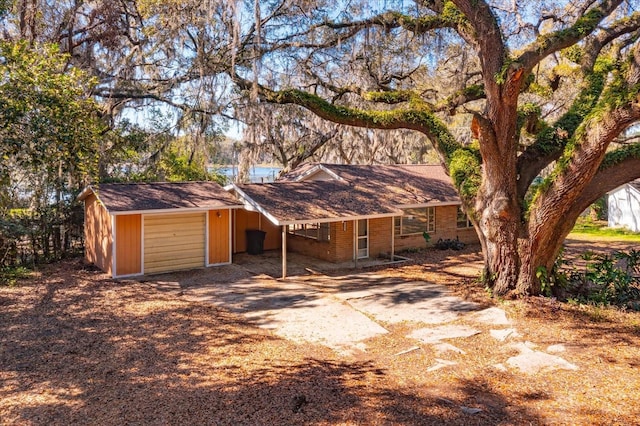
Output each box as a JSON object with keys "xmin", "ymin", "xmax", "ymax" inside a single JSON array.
[{"xmin": 229, "ymin": 180, "xmax": 402, "ymax": 278}]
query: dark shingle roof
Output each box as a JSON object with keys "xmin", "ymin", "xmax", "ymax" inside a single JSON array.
[
  {"xmin": 237, "ymin": 163, "xmax": 460, "ymax": 224},
  {"xmin": 80, "ymin": 181, "xmax": 240, "ymax": 212},
  {"xmin": 236, "ymin": 180, "xmax": 402, "ymax": 223},
  {"xmin": 279, "ymin": 163, "xmax": 459, "ymax": 206}
]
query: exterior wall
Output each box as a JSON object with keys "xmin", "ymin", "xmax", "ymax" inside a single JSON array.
[
  {"xmin": 261, "ymin": 216, "xmax": 281, "ymax": 251},
  {"xmin": 286, "ymin": 219, "xmax": 392, "ymax": 263},
  {"xmin": 144, "ymin": 212, "xmax": 206, "ymax": 274},
  {"xmin": 84, "ymin": 194, "xmax": 113, "ymax": 275},
  {"xmin": 287, "ymin": 233, "xmax": 333, "ymax": 261},
  {"xmin": 608, "ymin": 186, "xmax": 640, "ymax": 232},
  {"xmin": 331, "ymin": 220, "xmax": 354, "ymax": 262},
  {"xmin": 368, "ymin": 217, "xmax": 393, "ymax": 258},
  {"xmin": 208, "ymin": 209, "xmax": 231, "ymax": 265},
  {"xmin": 233, "ymin": 209, "xmax": 282, "ymax": 253},
  {"xmin": 115, "ymin": 214, "xmax": 142, "ymax": 276},
  {"xmin": 394, "ymin": 205, "xmax": 478, "ymax": 252}
]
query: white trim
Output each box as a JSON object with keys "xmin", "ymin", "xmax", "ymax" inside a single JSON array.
[
  {"xmin": 230, "ymin": 184, "xmax": 283, "ymax": 226},
  {"xmin": 357, "ymin": 218, "xmax": 369, "ymax": 259},
  {"xmin": 111, "ymin": 214, "xmax": 117, "ymax": 278},
  {"xmin": 140, "ymin": 215, "xmax": 145, "ymax": 275},
  {"xmin": 282, "ymin": 225, "xmax": 288, "ymax": 279},
  {"xmin": 205, "ymin": 210, "xmax": 210, "ymax": 266},
  {"xmin": 228, "ymin": 209, "xmax": 233, "ymax": 264},
  {"xmin": 110, "ymin": 206, "xmax": 242, "ymax": 216},
  {"xmin": 293, "ymin": 164, "xmax": 344, "ymax": 182},
  {"xmin": 113, "ymin": 272, "xmax": 145, "ymax": 279}
]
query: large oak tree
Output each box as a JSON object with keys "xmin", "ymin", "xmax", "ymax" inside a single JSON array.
[
  {"xmin": 225, "ymin": 0, "xmax": 640, "ymax": 296},
  {"xmin": 5, "ymin": 0, "xmax": 640, "ymax": 295}
]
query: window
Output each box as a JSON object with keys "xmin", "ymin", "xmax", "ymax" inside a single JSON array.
[
  {"xmin": 456, "ymin": 206, "xmax": 473, "ymax": 228},
  {"xmin": 289, "ymin": 222, "xmax": 330, "ymax": 241},
  {"xmin": 395, "ymin": 207, "xmax": 435, "ymax": 235}
]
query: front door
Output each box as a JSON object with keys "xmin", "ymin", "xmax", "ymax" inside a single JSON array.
[{"xmin": 357, "ymin": 219, "xmax": 369, "ymax": 259}]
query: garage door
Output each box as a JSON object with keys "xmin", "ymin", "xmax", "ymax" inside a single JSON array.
[{"xmin": 144, "ymin": 213, "xmax": 205, "ymax": 274}]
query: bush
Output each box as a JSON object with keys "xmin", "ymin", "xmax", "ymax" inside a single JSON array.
[
  {"xmin": 434, "ymin": 237, "xmax": 465, "ymax": 251},
  {"xmin": 0, "ymin": 266, "xmax": 31, "ymax": 286},
  {"xmin": 546, "ymin": 249, "xmax": 640, "ymax": 309}
]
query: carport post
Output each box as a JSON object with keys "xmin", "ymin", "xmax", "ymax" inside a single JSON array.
[
  {"xmin": 353, "ymin": 219, "xmax": 358, "ymax": 268},
  {"xmin": 282, "ymin": 224, "xmax": 288, "ymax": 279},
  {"xmin": 391, "ymin": 216, "xmax": 395, "ymax": 261}
]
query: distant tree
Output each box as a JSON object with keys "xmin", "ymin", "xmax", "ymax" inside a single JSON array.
[{"xmin": 0, "ymin": 41, "xmax": 103, "ymax": 264}]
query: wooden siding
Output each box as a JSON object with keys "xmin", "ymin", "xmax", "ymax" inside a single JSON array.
[
  {"xmin": 144, "ymin": 213, "xmax": 205, "ymax": 274},
  {"xmin": 234, "ymin": 210, "xmax": 281, "ymax": 253},
  {"xmin": 115, "ymin": 214, "xmax": 142, "ymax": 276},
  {"xmin": 233, "ymin": 209, "xmax": 259, "ymax": 253},
  {"xmin": 261, "ymin": 217, "xmax": 281, "ymax": 250},
  {"xmin": 84, "ymin": 193, "xmax": 112, "ymax": 275},
  {"xmin": 208, "ymin": 209, "xmax": 230, "ymax": 264}
]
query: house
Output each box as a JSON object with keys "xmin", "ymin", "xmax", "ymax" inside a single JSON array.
[
  {"xmin": 230, "ymin": 163, "xmax": 478, "ymax": 277},
  {"xmin": 608, "ymin": 179, "xmax": 640, "ymax": 232},
  {"xmin": 78, "ymin": 181, "xmax": 242, "ymax": 278}
]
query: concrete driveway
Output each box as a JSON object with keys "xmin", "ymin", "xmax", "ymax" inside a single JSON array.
[
  {"xmin": 152, "ymin": 265, "xmax": 579, "ymax": 373},
  {"xmin": 180, "ymin": 270, "xmax": 482, "ymax": 355}
]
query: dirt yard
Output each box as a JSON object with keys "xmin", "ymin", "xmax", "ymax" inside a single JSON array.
[{"xmin": 1, "ymin": 238, "xmax": 639, "ymax": 425}]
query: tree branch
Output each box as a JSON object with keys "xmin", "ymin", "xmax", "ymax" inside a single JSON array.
[
  {"xmin": 233, "ymin": 76, "xmax": 461, "ymax": 164},
  {"xmin": 517, "ymin": 0, "xmax": 623, "ymax": 73}
]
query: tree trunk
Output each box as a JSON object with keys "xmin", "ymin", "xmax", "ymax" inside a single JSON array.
[{"xmin": 476, "ymin": 188, "xmax": 521, "ymax": 296}]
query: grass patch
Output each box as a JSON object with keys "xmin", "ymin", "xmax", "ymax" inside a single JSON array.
[
  {"xmin": 569, "ymin": 217, "xmax": 640, "ymax": 242},
  {"xmin": 0, "ymin": 266, "xmax": 32, "ymax": 286}
]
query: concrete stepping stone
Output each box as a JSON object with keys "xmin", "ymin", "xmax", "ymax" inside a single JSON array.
[
  {"xmin": 506, "ymin": 342, "xmax": 578, "ymax": 374},
  {"xmin": 427, "ymin": 358, "xmax": 458, "ymax": 372},
  {"xmin": 490, "ymin": 328, "xmax": 520, "ymax": 341},
  {"xmin": 469, "ymin": 307, "xmax": 510, "ymax": 325},
  {"xmin": 409, "ymin": 325, "xmax": 481, "ymax": 344},
  {"xmin": 433, "ymin": 342, "xmax": 466, "ymax": 355}
]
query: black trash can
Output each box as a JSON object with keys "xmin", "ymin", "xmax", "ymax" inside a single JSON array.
[{"xmin": 245, "ymin": 229, "xmax": 266, "ymax": 255}]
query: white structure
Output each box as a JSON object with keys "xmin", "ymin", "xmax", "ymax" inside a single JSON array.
[{"xmin": 608, "ymin": 179, "xmax": 640, "ymax": 232}]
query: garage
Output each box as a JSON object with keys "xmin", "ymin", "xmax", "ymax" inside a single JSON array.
[
  {"xmin": 78, "ymin": 181, "xmax": 241, "ymax": 278},
  {"xmin": 143, "ymin": 213, "xmax": 206, "ymax": 274}
]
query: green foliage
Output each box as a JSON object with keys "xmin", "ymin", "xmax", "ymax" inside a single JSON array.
[
  {"xmin": 0, "ymin": 41, "xmax": 105, "ymax": 268},
  {"xmin": 0, "ymin": 41, "xmax": 103, "ymax": 178},
  {"xmin": 422, "ymin": 231, "xmax": 431, "ymax": 246},
  {"xmin": 449, "ymin": 148, "xmax": 482, "ymax": 199},
  {"xmin": 570, "ymin": 217, "xmax": 640, "ymax": 242},
  {"xmin": 542, "ymin": 248, "xmax": 640, "ymax": 309},
  {"xmin": 534, "ymin": 7, "xmax": 604, "ymax": 54},
  {"xmin": 561, "ymin": 46, "xmax": 583, "ymax": 64},
  {"xmin": 536, "ymin": 248, "xmax": 568, "ymax": 297},
  {"xmin": 600, "ymin": 142, "xmax": 640, "ymax": 169},
  {"xmin": 0, "ymin": 266, "xmax": 31, "ymax": 286},
  {"xmin": 157, "ymin": 147, "xmax": 222, "ymax": 182}
]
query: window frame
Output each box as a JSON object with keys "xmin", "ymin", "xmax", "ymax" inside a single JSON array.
[
  {"xmin": 456, "ymin": 206, "xmax": 473, "ymax": 229},
  {"xmin": 288, "ymin": 222, "xmax": 330, "ymax": 241},
  {"xmin": 394, "ymin": 207, "xmax": 436, "ymax": 236}
]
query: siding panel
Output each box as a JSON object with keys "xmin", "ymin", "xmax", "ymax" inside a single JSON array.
[
  {"xmin": 84, "ymin": 194, "xmax": 113, "ymax": 275},
  {"xmin": 208, "ymin": 209, "xmax": 230, "ymax": 264},
  {"xmin": 115, "ymin": 214, "xmax": 142, "ymax": 276},
  {"xmin": 144, "ymin": 213, "xmax": 205, "ymax": 274}
]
